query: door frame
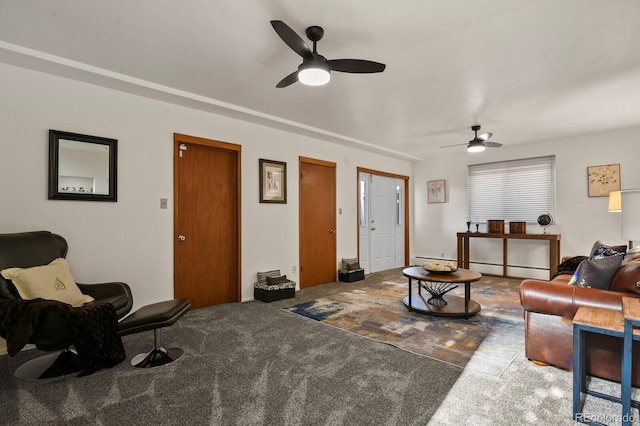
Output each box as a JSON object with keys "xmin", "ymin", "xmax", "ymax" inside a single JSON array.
[
  {"xmin": 356, "ymin": 167, "xmax": 409, "ymax": 268},
  {"xmin": 299, "ymin": 156, "xmax": 337, "ymax": 288},
  {"xmin": 173, "ymin": 133, "xmax": 242, "ymax": 302}
]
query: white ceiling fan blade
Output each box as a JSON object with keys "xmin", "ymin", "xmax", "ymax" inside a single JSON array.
[
  {"xmin": 478, "ymin": 132, "xmax": 493, "ymax": 141},
  {"xmin": 484, "ymin": 142, "xmax": 502, "ymax": 148}
]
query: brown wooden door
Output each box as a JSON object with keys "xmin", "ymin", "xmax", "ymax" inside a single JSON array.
[
  {"xmin": 299, "ymin": 157, "xmax": 336, "ymax": 288},
  {"xmin": 174, "ymin": 134, "xmax": 241, "ymax": 309}
]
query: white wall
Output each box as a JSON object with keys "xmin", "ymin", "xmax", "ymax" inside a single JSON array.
[
  {"xmin": 413, "ymin": 126, "xmax": 640, "ymax": 278},
  {"xmin": 0, "ymin": 62, "xmax": 413, "ymax": 317}
]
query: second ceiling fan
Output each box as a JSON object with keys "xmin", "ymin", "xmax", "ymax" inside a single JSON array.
[
  {"xmin": 270, "ymin": 20, "xmax": 386, "ymax": 88},
  {"xmin": 441, "ymin": 125, "xmax": 503, "ymax": 153}
]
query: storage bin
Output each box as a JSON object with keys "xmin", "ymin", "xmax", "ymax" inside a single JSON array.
[
  {"xmin": 338, "ymin": 269, "xmax": 365, "ymax": 282},
  {"xmin": 509, "ymin": 221, "xmax": 527, "ymax": 234},
  {"xmin": 487, "ymin": 220, "xmax": 505, "ymax": 233},
  {"xmin": 254, "ymin": 286, "xmax": 295, "ymax": 302}
]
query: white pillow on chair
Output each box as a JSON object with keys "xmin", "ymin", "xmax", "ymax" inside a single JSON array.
[{"xmin": 1, "ymin": 258, "xmax": 94, "ymax": 307}]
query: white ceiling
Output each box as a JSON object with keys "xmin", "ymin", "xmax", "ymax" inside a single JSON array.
[{"xmin": 1, "ymin": 0, "xmax": 639, "ymax": 160}]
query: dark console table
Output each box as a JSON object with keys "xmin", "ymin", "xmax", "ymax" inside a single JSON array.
[{"xmin": 457, "ymin": 232, "xmax": 561, "ymax": 280}]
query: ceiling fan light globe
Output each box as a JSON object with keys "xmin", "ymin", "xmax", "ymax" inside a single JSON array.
[
  {"xmin": 467, "ymin": 143, "xmax": 485, "ymax": 153},
  {"xmin": 298, "ymin": 67, "xmax": 330, "ymax": 86}
]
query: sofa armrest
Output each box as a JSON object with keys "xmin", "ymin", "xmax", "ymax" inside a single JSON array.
[
  {"xmin": 610, "ymin": 259, "xmax": 640, "ymax": 294},
  {"xmin": 520, "ymin": 279, "xmax": 626, "ymax": 319}
]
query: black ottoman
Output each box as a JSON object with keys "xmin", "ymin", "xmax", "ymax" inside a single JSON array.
[{"xmin": 117, "ymin": 298, "xmax": 190, "ymax": 368}]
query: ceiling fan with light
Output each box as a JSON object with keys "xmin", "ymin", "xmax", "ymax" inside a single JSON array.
[
  {"xmin": 270, "ymin": 20, "xmax": 386, "ymax": 88},
  {"xmin": 441, "ymin": 125, "xmax": 503, "ymax": 153}
]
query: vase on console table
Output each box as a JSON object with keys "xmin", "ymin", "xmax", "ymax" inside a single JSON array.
[
  {"xmin": 466, "ymin": 221, "xmax": 471, "ymax": 232},
  {"xmin": 475, "ymin": 223, "xmax": 480, "ymax": 233}
]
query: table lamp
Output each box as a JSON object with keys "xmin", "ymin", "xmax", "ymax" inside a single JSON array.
[{"xmin": 621, "ymin": 189, "xmax": 640, "ymax": 250}]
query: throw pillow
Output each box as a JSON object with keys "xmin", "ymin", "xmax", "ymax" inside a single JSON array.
[
  {"xmin": 568, "ymin": 254, "xmax": 625, "ymax": 289},
  {"xmin": 346, "ymin": 262, "xmax": 361, "ymax": 271},
  {"xmin": 266, "ymin": 275, "xmax": 289, "ymax": 286},
  {"xmin": 0, "ymin": 258, "xmax": 94, "ymax": 307},
  {"xmin": 589, "ymin": 240, "xmax": 627, "ymax": 258}
]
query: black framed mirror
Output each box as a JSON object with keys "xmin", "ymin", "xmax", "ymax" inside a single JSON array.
[{"xmin": 48, "ymin": 130, "xmax": 118, "ymax": 202}]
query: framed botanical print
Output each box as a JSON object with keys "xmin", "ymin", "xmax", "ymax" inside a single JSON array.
[
  {"xmin": 587, "ymin": 164, "xmax": 620, "ymax": 197},
  {"xmin": 427, "ymin": 179, "xmax": 446, "ymax": 203},
  {"xmin": 259, "ymin": 159, "xmax": 286, "ymax": 203}
]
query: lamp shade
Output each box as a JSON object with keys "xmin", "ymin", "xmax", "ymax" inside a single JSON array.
[
  {"xmin": 621, "ymin": 189, "xmax": 640, "ymax": 246},
  {"xmin": 608, "ymin": 190, "xmax": 622, "ymax": 212}
]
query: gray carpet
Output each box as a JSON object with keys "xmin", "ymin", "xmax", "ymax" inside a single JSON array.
[
  {"xmin": 0, "ymin": 299, "xmax": 461, "ymax": 425},
  {"xmin": 1, "ymin": 271, "xmax": 637, "ymax": 425},
  {"xmin": 430, "ymin": 348, "xmax": 640, "ymax": 426}
]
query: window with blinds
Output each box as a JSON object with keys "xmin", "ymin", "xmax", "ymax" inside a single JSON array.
[{"xmin": 467, "ymin": 156, "xmax": 555, "ymax": 223}]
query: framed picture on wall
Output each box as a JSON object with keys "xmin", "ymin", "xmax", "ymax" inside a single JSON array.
[
  {"xmin": 48, "ymin": 129, "xmax": 118, "ymax": 202},
  {"xmin": 427, "ymin": 179, "xmax": 446, "ymax": 203},
  {"xmin": 587, "ymin": 164, "xmax": 620, "ymax": 197},
  {"xmin": 259, "ymin": 159, "xmax": 287, "ymax": 203}
]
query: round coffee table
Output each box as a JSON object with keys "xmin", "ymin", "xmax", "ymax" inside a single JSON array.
[{"xmin": 402, "ymin": 266, "xmax": 482, "ymax": 317}]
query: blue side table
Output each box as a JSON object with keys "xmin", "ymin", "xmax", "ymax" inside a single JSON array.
[{"xmin": 573, "ymin": 306, "xmax": 640, "ymax": 425}]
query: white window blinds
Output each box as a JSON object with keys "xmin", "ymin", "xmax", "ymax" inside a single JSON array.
[{"xmin": 467, "ymin": 156, "xmax": 555, "ymax": 223}]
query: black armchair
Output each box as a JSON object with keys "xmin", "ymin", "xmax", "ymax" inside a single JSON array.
[{"xmin": 0, "ymin": 231, "xmax": 133, "ymax": 378}]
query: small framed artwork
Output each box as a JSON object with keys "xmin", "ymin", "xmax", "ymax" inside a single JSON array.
[
  {"xmin": 427, "ymin": 179, "xmax": 446, "ymax": 203},
  {"xmin": 259, "ymin": 159, "xmax": 287, "ymax": 204},
  {"xmin": 587, "ymin": 164, "xmax": 620, "ymax": 197}
]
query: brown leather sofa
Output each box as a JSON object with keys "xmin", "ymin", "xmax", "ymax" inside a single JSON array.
[{"xmin": 520, "ymin": 252, "xmax": 640, "ymax": 385}]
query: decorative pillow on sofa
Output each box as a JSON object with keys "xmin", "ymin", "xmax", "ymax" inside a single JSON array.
[
  {"xmin": 266, "ymin": 275, "xmax": 289, "ymax": 286},
  {"xmin": 568, "ymin": 254, "xmax": 625, "ymax": 289},
  {"xmin": 0, "ymin": 258, "xmax": 94, "ymax": 307},
  {"xmin": 590, "ymin": 240, "xmax": 627, "ymax": 258}
]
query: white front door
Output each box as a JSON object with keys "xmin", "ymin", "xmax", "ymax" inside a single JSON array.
[
  {"xmin": 359, "ymin": 172, "xmax": 405, "ymax": 273},
  {"xmin": 371, "ymin": 174, "xmax": 396, "ymax": 272}
]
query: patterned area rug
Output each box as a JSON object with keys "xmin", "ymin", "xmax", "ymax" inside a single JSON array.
[{"xmin": 284, "ymin": 276, "xmax": 525, "ymax": 378}]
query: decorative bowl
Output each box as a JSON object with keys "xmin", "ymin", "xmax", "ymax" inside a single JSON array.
[{"xmin": 423, "ymin": 261, "xmax": 458, "ymax": 273}]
